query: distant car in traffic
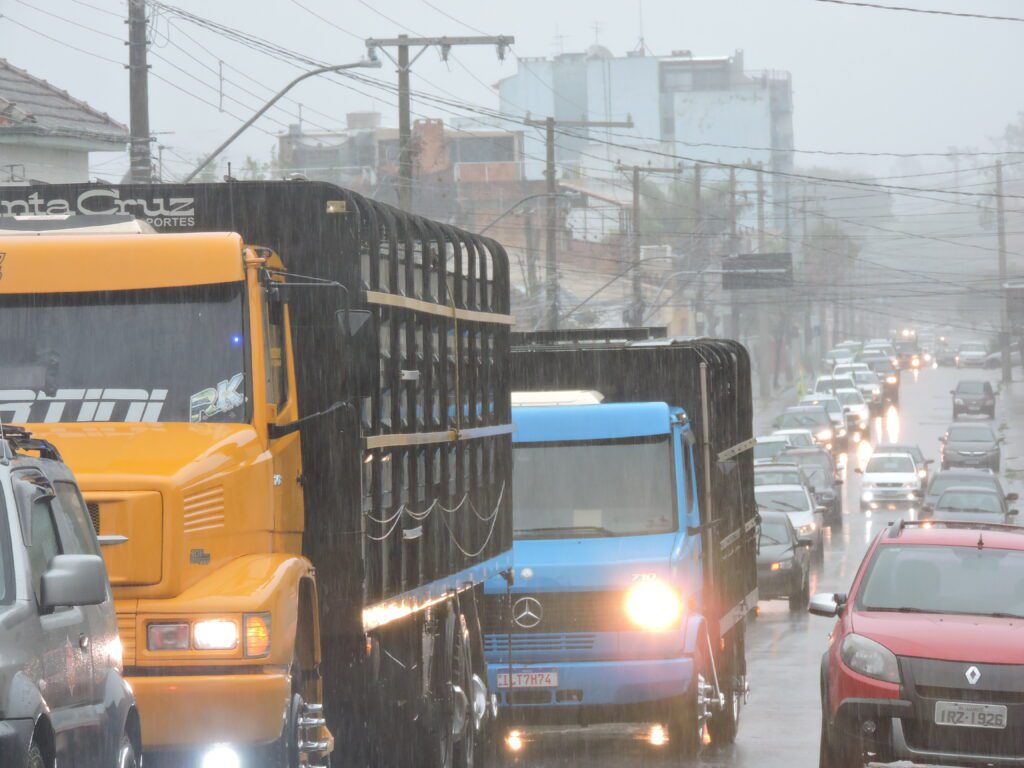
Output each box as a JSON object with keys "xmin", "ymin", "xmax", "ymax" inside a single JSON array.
[
  {"xmin": 814, "ymin": 374, "xmax": 857, "ymax": 396},
  {"xmin": 0, "ymin": 427, "xmax": 141, "ymax": 768},
  {"xmin": 881, "ymin": 443, "xmax": 932, "ymax": 483},
  {"xmin": 754, "ymin": 435, "xmax": 794, "ymax": 465},
  {"xmin": 922, "ymin": 468, "xmax": 1016, "ymax": 512},
  {"xmin": 928, "ymin": 486, "xmax": 1019, "ymax": 525},
  {"xmin": 754, "ymin": 462, "xmax": 815, "ymax": 490},
  {"xmin": 754, "ymin": 484, "xmax": 824, "ymax": 556},
  {"xmin": 856, "ymin": 452, "xmax": 922, "ymax": 512},
  {"xmin": 834, "ymin": 387, "xmax": 870, "ymax": 435},
  {"xmin": 956, "ymin": 341, "xmax": 988, "ymax": 368},
  {"xmin": 951, "ymin": 379, "xmax": 996, "ymax": 419},
  {"xmin": 940, "ymin": 422, "xmax": 1002, "ymax": 471},
  {"xmin": 823, "ymin": 348, "xmax": 856, "ymax": 368},
  {"xmin": 756, "ymin": 510, "xmax": 811, "ymax": 611},
  {"xmin": 799, "ymin": 395, "xmax": 849, "ymax": 450},
  {"xmin": 984, "ymin": 347, "xmax": 1023, "ymax": 369},
  {"xmin": 777, "ymin": 405, "xmax": 835, "ymax": 450},
  {"xmin": 835, "ymin": 367, "xmax": 883, "ymax": 413},
  {"xmin": 772, "ymin": 428, "xmax": 816, "ymax": 448},
  {"xmin": 933, "ymin": 339, "xmax": 957, "ymax": 367},
  {"xmin": 860, "ymin": 354, "xmax": 900, "ymax": 405},
  {"xmin": 780, "ymin": 447, "xmax": 842, "ymax": 527},
  {"xmin": 811, "ymin": 520, "xmax": 1024, "ymax": 767}
]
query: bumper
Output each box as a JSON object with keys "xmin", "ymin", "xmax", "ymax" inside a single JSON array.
[
  {"xmin": 945, "ymin": 455, "xmax": 998, "ymax": 468},
  {"xmin": 131, "ymin": 671, "xmax": 290, "ymax": 750},
  {"xmin": 757, "ymin": 567, "xmax": 798, "ymax": 599},
  {"xmin": 863, "ymin": 494, "xmax": 918, "ymax": 511},
  {"xmin": 954, "ymin": 401, "xmax": 992, "ymax": 414},
  {"xmin": 0, "ymin": 719, "xmax": 34, "ymax": 766},
  {"xmin": 490, "ymin": 656, "xmax": 694, "ymax": 720}
]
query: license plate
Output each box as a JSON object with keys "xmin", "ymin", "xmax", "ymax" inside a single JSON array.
[
  {"xmin": 935, "ymin": 701, "xmax": 1007, "ymax": 729},
  {"xmin": 496, "ymin": 670, "xmax": 558, "ymax": 689}
]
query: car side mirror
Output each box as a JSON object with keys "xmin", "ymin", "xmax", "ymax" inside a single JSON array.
[
  {"xmin": 912, "ymin": 489, "xmax": 924, "ymax": 499},
  {"xmin": 809, "ymin": 592, "xmax": 842, "ymax": 617},
  {"xmin": 834, "ymin": 477, "xmax": 843, "ymax": 485},
  {"xmin": 1009, "ymin": 509, "xmax": 1019, "ymax": 517},
  {"xmin": 924, "ymin": 459, "xmax": 934, "ymax": 465},
  {"xmin": 1007, "ymin": 493, "xmax": 1020, "ymax": 502},
  {"xmin": 40, "ymin": 555, "xmax": 107, "ymax": 609},
  {"xmin": 853, "ymin": 468, "xmax": 863, "ymax": 474}
]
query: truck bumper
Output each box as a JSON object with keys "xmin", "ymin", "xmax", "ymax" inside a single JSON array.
[
  {"xmin": 489, "ymin": 656, "xmax": 694, "ymax": 723},
  {"xmin": 131, "ymin": 671, "xmax": 290, "ymax": 751}
]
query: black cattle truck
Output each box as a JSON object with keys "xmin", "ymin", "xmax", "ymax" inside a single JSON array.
[
  {"xmin": 0, "ymin": 181, "xmax": 513, "ymax": 766},
  {"xmin": 505, "ymin": 327, "xmax": 758, "ymax": 745}
]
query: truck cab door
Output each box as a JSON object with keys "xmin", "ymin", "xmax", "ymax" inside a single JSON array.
[
  {"xmin": 262, "ymin": 289, "xmax": 305, "ymax": 535},
  {"xmin": 671, "ymin": 426, "xmax": 701, "ymax": 574}
]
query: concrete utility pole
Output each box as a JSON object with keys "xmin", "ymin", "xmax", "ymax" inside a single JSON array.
[
  {"xmin": 756, "ymin": 164, "xmax": 765, "ymax": 253},
  {"xmin": 366, "ymin": 35, "xmax": 514, "ymax": 212},
  {"xmin": 525, "ymin": 116, "xmax": 634, "ymax": 329},
  {"xmin": 127, "ymin": 0, "xmax": 152, "ymax": 182},
  {"xmin": 997, "ymin": 160, "xmax": 1012, "ymax": 384},
  {"xmin": 728, "ymin": 167, "xmax": 739, "ymax": 339}
]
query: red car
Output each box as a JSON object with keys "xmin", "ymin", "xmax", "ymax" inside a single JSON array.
[{"xmin": 811, "ymin": 520, "xmax": 1024, "ymax": 767}]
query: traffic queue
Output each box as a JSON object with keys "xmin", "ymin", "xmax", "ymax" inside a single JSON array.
[{"xmin": 756, "ymin": 331, "xmax": 1024, "ymax": 768}]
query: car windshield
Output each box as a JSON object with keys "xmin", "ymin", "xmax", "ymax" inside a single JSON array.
[
  {"xmin": 0, "ymin": 284, "xmax": 249, "ymax": 424},
  {"xmin": 894, "ymin": 340, "xmax": 918, "ymax": 354},
  {"xmin": 936, "ymin": 491, "xmax": 1002, "ymax": 515},
  {"xmin": 887, "ymin": 445, "xmax": 923, "ymax": 463},
  {"xmin": 836, "ymin": 390, "xmax": 864, "ymax": 406},
  {"xmin": 754, "ymin": 441, "xmax": 788, "ymax": 460},
  {"xmin": 857, "ymin": 545, "xmax": 1024, "ymax": 618},
  {"xmin": 759, "ymin": 520, "xmax": 791, "ymax": 547},
  {"xmin": 866, "ymin": 455, "xmax": 914, "ymax": 474},
  {"xmin": 513, "ymin": 436, "xmax": 676, "ymax": 539},
  {"xmin": 755, "ymin": 488, "xmax": 810, "ymax": 513},
  {"xmin": 755, "ymin": 469, "xmax": 801, "ymax": 486},
  {"xmin": 778, "ymin": 432, "xmax": 813, "ymax": 447},
  {"xmin": 928, "ymin": 473, "xmax": 1000, "ymax": 499},
  {"xmin": 948, "ymin": 425, "xmax": 994, "ymax": 442},
  {"xmin": 804, "ymin": 399, "xmax": 841, "ymax": 418},
  {"xmin": 780, "ymin": 410, "xmax": 829, "ymax": 429},
  {"xmin": 854, "ymin": 372, "xmax": 878, "ymax": 385},
  {"xmin": 956, "ymin": 381, "xmax": 986, "ymax": 395}
]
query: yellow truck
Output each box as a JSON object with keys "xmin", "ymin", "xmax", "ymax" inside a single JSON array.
[{"xmin": 0, "ymin": 181, "xmax": 514, "ymax": 766}]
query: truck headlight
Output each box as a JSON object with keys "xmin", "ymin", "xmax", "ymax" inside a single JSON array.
[
  {"xmin": 624, "ymin": 580, "xmax": 683, "ymax": 632},
  {"xmin": 840, "ymin": 634, "xmax": 900, "ymax": 683},
  {"xmin": 193, "ymin": 619, "xmax": 239, "ymax": 651},
  {"xmin": 147, "ymin": 622, "xmax": 190, "ymax": 651}
]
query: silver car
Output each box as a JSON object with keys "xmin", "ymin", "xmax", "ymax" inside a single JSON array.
[{"xmin": 0, "ymin": 427, "xmax": 139, "ymax": 768}]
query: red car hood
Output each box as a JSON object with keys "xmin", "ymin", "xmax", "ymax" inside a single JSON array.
[{"xmin": 852, "ymin": 611, "xmax": 1024, "ymax": 664}]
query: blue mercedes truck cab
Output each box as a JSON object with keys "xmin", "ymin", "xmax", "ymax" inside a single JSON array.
[{"xmin": 484, "ymin": 329, "xmax": 758, "ymax": 757}]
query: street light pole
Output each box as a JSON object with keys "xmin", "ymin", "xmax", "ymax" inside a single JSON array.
[{"xmin": 183, "ymin": 58, "xmax": 381, "ymax": 183}]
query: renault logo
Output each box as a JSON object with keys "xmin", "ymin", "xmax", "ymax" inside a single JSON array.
[
  {"xmin": 512, "ymin": 597, "xmax": 543, "ymax": 629},
  {"xmin": 965, "ymin": 665, "xmax": 982, "ymax": 686}
]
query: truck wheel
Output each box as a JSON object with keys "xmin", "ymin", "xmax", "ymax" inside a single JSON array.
[
  {"xmin": 453, "ymin": 611, "xmax": 476, "ymax": 768},
  {"xmin": 668, "ymin": 650, "xmax": 705, "ymax": 757},
  {"xmin": 707, "ymin": 636, "xmax": 743, "ymax": 747}
]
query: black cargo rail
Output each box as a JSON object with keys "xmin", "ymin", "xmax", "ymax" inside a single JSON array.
[
  {"xmin": 510, "ymin": 330, "xmax": 757, "ymax": 638},
  {"xmin": 0, "ymin": 181, "xmax": 514, "ymax": 633}
]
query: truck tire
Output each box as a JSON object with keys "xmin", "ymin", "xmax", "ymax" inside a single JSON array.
[
  {"xmin": 453, "ymin": 610, "xmax": 476, "ymax": 768},
  {"xmin": 707, "ymin": 633, "xmax": 743, "ymax": 747},
  {"xmin": 421, "ymin": 600, "xmax": 472, "ymax": 768},
  {"xmin": 668, "ymin": 648, "xmax": 705, "ymax": 758}
]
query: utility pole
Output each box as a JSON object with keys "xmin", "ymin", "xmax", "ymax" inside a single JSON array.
[
  {"xmin": 998, "ymin": 160, "xmax": 1012, "ymax": 384},
  {"xmin": 756, "ymin": 164, "xmax": 765, "ymax": 252},
  {"xmin": 366, "ymin": 35, "xmax": 514, "ymax": 212},
  {"xmin": 693, "ymin": 162, "xmax": 704, "ymax": 334},
  {"xmin": 127, "ymin": 0, "xmax": 152, "ymax": 182},
  {"xmin": 525, "ymin": 116, "xmax": 634, "ymax": 329},
  {"xmin": 728, "ymin": 167, "xmax": 739, "ymax": 340}
]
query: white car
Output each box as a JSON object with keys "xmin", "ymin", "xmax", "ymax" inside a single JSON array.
[
  {"xmin": 773, "ymin": 428, "xmax": 816, "ymax": 448},
  {"xmin": 754, "ymin": 435, "xmax": 794, "ymax": 465},
  {"xmin": 814, "ymin": 374, "xmax": 857, "ymax": 395},
  {"xmin": 956, "ymin": 341, "xmax": 987, "ymax": 368},
  {"xmin": 755, "ymin": 484, "xmax": 824, "ymax": 551},
  {"xmin": 856, "ymin": 451, "xmax": 922, "ymax": 512},
  {"xmin": 834, "ymin": 387, "xmax": 870, "ymax": 433}
]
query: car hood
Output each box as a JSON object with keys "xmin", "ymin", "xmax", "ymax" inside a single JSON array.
[
  {"xmin": 486, "ymin": 532, "xmax": 687, "ymax": 592},
  {"xmin": 852, "ymin": 610, "xmax": 1024, "ymax": 664},
  {"xmin": 756, "ymin": 542, "xmax": 795, "ymax": 566},
  {"xmin": 785, "ymin": 509, "xmax": 814, "ymax": 528},
  {"xmin": 946, "ymin": 440, "xmax": 997, "ymax": 452},
  {"xmin": 955, "ymin": 392, "xmax": 989, "ymax": 401}
]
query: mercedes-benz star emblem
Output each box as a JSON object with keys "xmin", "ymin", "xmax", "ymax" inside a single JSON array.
[
  {"xmin": 965, "ymin": 665, "xmax": 982, "ymax": 686},
  {"xmin": 512, "ymin": 597, "xmax": 543, "ymax": 629}
]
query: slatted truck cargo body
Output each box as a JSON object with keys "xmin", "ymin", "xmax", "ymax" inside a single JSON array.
[
  {"xmin": 484, "ymin": 329, "xmax": 755, "ymax": 749},
  {"xmin": 0, "ymin": 181, "xmax": 513, "ymax": 764}
]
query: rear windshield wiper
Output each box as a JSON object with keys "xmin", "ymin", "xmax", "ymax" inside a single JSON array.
[{"xmin": 514, "ymin": 525, "xmax": 616, "ymax": 538}]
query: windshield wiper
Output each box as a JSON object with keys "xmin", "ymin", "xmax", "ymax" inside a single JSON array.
[
  {"xmin": 514, "ymin": 525, "xmax": 616, "ymax": 538},
  {"xmin": 761, "ymin": 500, "xmax": 803, "ymax": 511}
]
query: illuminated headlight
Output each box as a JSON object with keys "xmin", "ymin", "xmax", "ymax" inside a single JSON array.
[
  {"xmin": 624, "ymin": 580, "xmax": 683, "ymax": 632},
  {"xmin": 838, "ymin": 427, "xmax": 848, "ymax": 437},
  {"xmin": 862, "ymin": 490, "xmax": 874, "ymax": 502},
  {"xmin": 841, "ymin": 634, "xmax": 900, "ymax": 683},
  {"xmin": 798, "ymin": 522, "xmax": 817, "ymax": 536},
  {"xmin": 202, "ymin": 745, "xmax": 241, "ymax": 768},
  {"xmin": 886, "ymin": 375, "xmax": 898, "ymax": 384},
  {"xmin": 770, "ymin": 560, "xmax": 793, "ymax": 571},
  {"xmin": 954, "ymin": 398, "xmax": 964, "ymax": 405},
  {"xmin": 911, "ymin": 358, "xmax": 920, "ymax": 368},
  {"xmin": 193, "ymin": 619, "xmax": 239, "ymax": 651},
  {"xmin": 917, "ymin": 469, "xmax": 927, "ymax": 479},
  {"xmin": 858, "ymin": 420, "xmax": 868, "ymax": 430},
  {"xmin": 816, "ymin": 428, "xmax": 833, "ymax": 441},
  {"xmin": 923, "ymin": 353, "xmax": 933, "ymax": 363},
  {"xmin": 902, "ymin": 483, "xmax": 916, "ymax": 489}
]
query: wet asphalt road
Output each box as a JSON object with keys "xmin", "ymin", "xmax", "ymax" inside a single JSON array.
[{"xmin": 497, "ymin": 364, "xmax": 1022, "ymax": 767}]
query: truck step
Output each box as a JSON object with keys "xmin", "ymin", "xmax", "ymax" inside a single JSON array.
[
  {"xmin": 299, "ymin": 739, "xmax": 331, "ymax": 752},
  {"xmin": 299, "ymin": 716, "xmax": 327, "ymax": 729}
]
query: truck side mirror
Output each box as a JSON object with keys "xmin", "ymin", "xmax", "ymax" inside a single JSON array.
[{"xmin": 40, "ymin": 555, "xmax": 107, "ymax": 609}]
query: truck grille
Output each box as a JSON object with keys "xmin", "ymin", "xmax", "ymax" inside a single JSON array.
[
  {"xmin": 484, "ymin": 633, "xmax": 596, "ymax": 654},
  {"xmin": 482, "ymin": 591, "xmax": 666, "ymax": 634},
  {"xmin": 87, "ymin": 502, "xmax": 101, "ymax": 534}
]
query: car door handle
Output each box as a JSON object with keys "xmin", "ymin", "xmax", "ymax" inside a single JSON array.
[{"xmin": 79, "ymin": 633, "xmax": 89, "ymax": 651}]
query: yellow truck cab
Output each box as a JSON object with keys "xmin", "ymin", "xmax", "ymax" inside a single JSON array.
[{"xmin": 0, "ymin": 182, "xmax": 514, "ymax": 767}]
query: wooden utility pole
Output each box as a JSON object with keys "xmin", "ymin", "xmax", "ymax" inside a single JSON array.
[
  {"xmin": 525, "ymin": 116, "xmax": 634, "ymax": 329},
  {"xmin": 998, "ymin": 160, "xmax": 1012, "ymax": 384},
  {"xmin": 127, "ymin": 0, "xmax": 152, "ymax": 182},
  {"xmin": 366, "ymin": 35, "xmax": 514, "ymax": 212}
]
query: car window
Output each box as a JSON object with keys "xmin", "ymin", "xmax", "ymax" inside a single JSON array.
[
  {"xmin": 755, "ymin": 469, "xmax": 801, "ymax": 486},
  {"xmin": 866, "ymin": 455, "xmax": 914, "ymax": 474},
  {"xmin": 780, "ymin": 410, "xmax": 829, "ymax": 429},
  {"xmin": 960, "ymin": 343, "xmax": 986, "ymax": 352},
  {"xmin": 23, "ymin": 487, "xmax": 62, "ymax": 603},
  {"xmin": 928, "ymin": 473, "xmax": 998, "ymax": 497},
  {"xmin": 759, "ymin": 520, "xmax": 791, "ymax": 546},
  {"xmin": 54, "ymin": 481, "xmax": 100, "ymax": 557},
  {"xmin": 956, "ymin": 381, "xmax": 985, "ymax": 395},
  {"xmin": 755, "ymin": 488, "xmax": 810, "ymax": 512},
  {"xmin": 754, "ymin": 441, "xmax": 787, "ymax": 460},
  {"xmin": 936, "ymin": 491, "xmax": 1002, "ymax": 514},
  {"xmin": 836, "ymin": 390, "xmax": 864, "ymax": 405},
  {"xmin": 947, "ymin": 425, "xmax": 994, "ymax": 441}
]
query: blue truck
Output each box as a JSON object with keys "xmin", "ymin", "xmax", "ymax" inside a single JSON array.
[{"xmin": 483, "ymin": 329, "xmax": 757, "ymax": 756}]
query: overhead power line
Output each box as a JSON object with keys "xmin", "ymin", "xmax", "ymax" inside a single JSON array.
[{"xmin": 815, "ymin": 0, "xmax": 1024, "ymax": 23}]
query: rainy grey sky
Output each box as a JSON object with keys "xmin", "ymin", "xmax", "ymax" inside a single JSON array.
[{"xmin": 1, "ymin": 0, "xmax": 1021, "ymax": 180}]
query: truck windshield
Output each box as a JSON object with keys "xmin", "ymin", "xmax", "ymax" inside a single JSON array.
[
  {"xmin": 512, "ymin": 436, "xmax": 676, "ymax": 539},
  {"xmin": 857, "ymin": 545, "xmax": 1024, "ymax": 618},
  {"xmin": 0, "ymin": 283, "xmax": 249, "ymax": 424}
]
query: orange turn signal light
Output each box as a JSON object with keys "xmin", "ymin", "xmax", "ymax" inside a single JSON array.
[{"xmin": 244, "ymin": 612, "xmax": 272, "ymax": 658}]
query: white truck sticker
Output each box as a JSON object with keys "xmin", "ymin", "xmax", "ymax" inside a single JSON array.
[{"xmin": 189, "ymin": 373, "xmax": 245, "ymax": 423}]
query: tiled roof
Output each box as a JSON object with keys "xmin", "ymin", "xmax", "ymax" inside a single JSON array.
[{"xmin": 0, "ymin": 58, "xmax": 127, "ymax": 147}]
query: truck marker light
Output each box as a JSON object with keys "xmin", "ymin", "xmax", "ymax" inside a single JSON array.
[
  {"xmin": 624, "ymin": 580, "xmax": 683, "ymax": 632},
  {"xmin": 244, "ymin": 613, "xmax": 271, "ymax": 658},
  {"xmin": 147, "ymin": 622, "xmax": 189, "ymax": 651},
  {"xmin": 506, "ymin": 730, "xmax": 524, "ymax": 752},
  {"xmin": 193, "ymin": 619, "xmax": 239, "ymax": 651}
]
